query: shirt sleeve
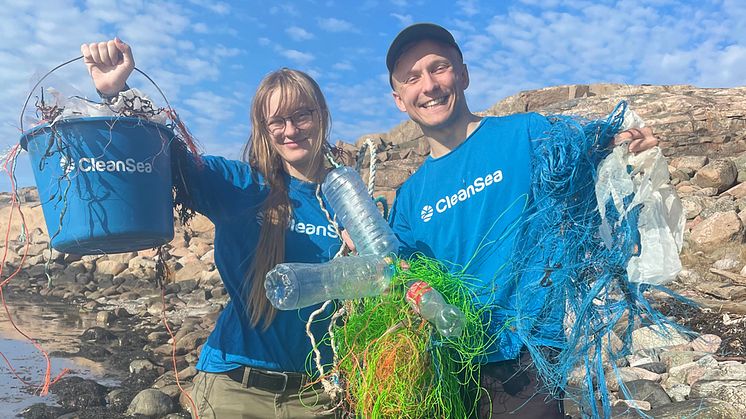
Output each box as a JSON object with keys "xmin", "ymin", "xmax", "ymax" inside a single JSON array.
[
  {"xmin": 388, "ymin": 186, "xmax": 418, "ymax": 258},
  {"xmin": 172, "ymin": 151, "xmax": 264, "ymax": 221}
]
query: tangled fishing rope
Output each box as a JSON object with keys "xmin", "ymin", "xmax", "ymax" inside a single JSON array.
[
  {"xmin": 301, "ymin": 139, "xmax": 491, "ymax": 418},
  {"xmin": 331, "ymin": 257, "xmax": 490, "ymax": 418},
  {"xmin": 497, "ymin": 102, "xmax": 690, "ymax": 418}
]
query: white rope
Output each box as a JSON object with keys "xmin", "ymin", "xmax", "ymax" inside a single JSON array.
[
  {"xmin": 303, "ymin": 184, "xmax": 347, "ymax": 404},
  {"xmin": 364, "ymin": 138, "xmax": 377, "ymax": 196},
  {"xmin": 305, "ymin": 300, "xmax": 336, "ymax": 388},
  {"xmin": 304, "ymin": 141, "xmax": 382, "ymax": 408}
]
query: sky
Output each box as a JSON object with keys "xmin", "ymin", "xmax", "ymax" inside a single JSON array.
[{"xmin": 1, "ymin": 0, "xmax": 745, "ymax": 191}]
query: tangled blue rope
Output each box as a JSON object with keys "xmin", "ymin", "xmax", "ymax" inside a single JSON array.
[{"xmin": 501, "ymin": 102, "xmax": 690, "ymax": 418}]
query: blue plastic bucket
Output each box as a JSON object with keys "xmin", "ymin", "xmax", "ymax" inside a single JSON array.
[{"xmin": 20, "ymin": 116, "xmax": 175, "ymax": 254}]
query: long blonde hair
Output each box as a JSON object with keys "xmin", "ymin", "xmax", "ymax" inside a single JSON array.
[{"xmin": 242, "ymin": 68, "xmax": 332, "ymax": 329}]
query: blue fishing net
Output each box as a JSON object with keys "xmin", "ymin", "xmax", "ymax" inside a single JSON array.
[{"xmin": 503, "ymin": 102, "xmax": 690, "ymax": 418}]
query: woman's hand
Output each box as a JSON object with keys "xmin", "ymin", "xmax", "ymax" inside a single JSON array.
[{"xmin": 80, "ymin": 38, "xmax": 134, "ymax": 95}]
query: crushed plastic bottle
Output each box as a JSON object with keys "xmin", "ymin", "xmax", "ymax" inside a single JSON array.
[
  {"xmin": 405, "ymin": 280, "xmax": 465, "ymax": 338},
  {"xmin": 322, "ymin": 166, "xmax": 400, "ymax": 256},
  {"xmin": 265, "ymin": 254, "xmax": 395, "ymax": 310}
]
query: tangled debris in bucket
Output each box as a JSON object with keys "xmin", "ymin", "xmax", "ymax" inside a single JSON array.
[
  {"xmin": 28, "ymin": 86, "xmax": 202, "ymax": 227},
  {"xmin": 34, "ymin": 87, "xmax": 169, "ymax": 124}
]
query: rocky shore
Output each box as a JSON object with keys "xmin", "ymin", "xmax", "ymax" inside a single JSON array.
[{"xmin": 1, "ymin": 83, "xmax": 745, "ymax": 418}]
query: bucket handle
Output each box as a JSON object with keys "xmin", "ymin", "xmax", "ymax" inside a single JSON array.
[{"xmin": 20, "ymin": 55, "xmax": 175, "ymax": 133}]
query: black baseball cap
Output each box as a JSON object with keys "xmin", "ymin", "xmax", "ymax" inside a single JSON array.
[{"xmin": 386, "ymin": 23, "xmax": 463, "ymax": 86}]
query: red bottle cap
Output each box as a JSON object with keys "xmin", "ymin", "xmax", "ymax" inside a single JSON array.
[{"xmin": 405, "ymin": 280, "xmax": 432, "ymax": 313}]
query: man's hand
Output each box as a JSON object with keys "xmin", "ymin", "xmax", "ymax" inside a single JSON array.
[
  {"xmin": 613, "ymin": 126, "xmax": 659, "ymax": 154},
  {"xmin": 341, "ymin": 229, "xmax": 356, "ymax": 253},
  {"xmin": 80, "ymin": 38, "xmax": 134, "ymax": 95}
]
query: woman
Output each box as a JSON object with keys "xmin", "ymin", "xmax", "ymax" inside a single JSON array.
[{"xmin": 82, "ymin": 39, "xmax": 348, "ymax": 418}]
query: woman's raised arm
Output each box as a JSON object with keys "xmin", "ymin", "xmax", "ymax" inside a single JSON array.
[{"xmin": 80, "ymin": 38, "xmax": 134, "ymax": 96}]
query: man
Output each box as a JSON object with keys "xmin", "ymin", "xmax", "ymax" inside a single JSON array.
[{"xmin": 386, "ymin": 23, "xmax": 658, "ymax": 418}]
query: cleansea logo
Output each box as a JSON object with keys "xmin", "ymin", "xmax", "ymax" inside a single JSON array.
[
  {"xmin": 420, "ymin": 205, "xmax": 434, "ymax": 222},
  {"xmin": 59, "ymin": 155, "xmax": 75, "ymax": 175},
  {"xmin": 78, "ymin": 157, "xmax": 152, "ymax": 173},
  {"xmin": 421, "ymin": 169, "xmax": 504, "ymax": 222},
  {"xmin": 289, "ymin": 217, "xmax": 339, "ymax": 239},
  {"xmin": 256, "ymin": 212, "xmax": 339, "ymax": 239}
]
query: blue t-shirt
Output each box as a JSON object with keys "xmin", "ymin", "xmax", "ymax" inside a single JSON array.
[
  {"xmin": 389, "ymin": 113, "xmax": 557, "ymax": 362},
  {"xmin": 181, "ymin": 155, "xmax": 342, "ymax": 373}
]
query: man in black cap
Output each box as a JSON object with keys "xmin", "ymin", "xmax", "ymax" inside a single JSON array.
[{"xmin": 385, "ymin": 23, "xmax": 659, "ymax": 418}]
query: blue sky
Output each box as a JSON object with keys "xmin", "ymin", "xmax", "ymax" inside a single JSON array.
[{"xmin": 1, "ymin": 0, "xmax": 745, "ymax": 191}]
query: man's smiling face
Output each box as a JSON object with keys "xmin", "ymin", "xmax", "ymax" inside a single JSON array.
[{"xmin": 391, "ymin": 39, "xmax": 470, "ymax": 132}]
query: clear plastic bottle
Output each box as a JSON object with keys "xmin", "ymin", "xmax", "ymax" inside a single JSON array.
[
  {"xmin": 265, "ymin": 254, "xmax": 395, "ymax": 310},
  {"xmin": 405, "ymin": 281, "xmax": 466, "ymax": 338},
  {"xmin": 322, "ymin": 166, "xmax": 400, "ymax": 256}
]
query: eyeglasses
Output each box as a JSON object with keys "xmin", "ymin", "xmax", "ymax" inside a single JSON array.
[{"xmin": 265, "ymin": 109, "xmax": 316, "ymax": 135}]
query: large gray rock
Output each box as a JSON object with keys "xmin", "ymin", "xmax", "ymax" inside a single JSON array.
[
  {"xmin": 701, "ymin": 363, "xmax": 746, "ymax": 381},
  {"xmin": 126, "ymin": 388, "xmax": 175, "ymax": 417},
  {"xmin": 487, "ymin": 84, "xmax": 746, "ymax": 159},
  {"xmin": 671, "ymin": 156, "xmax": 709, "ymax": 172},
  {"xmin": 690, "ymin": 380, "xmax": 746, "ymax": 412},
  {"xmin": 690, "ymin": 334, "xmax": 723, "ymax": 353},
  {"xmin": 668, "ymin": 355, "xmax": 719, "ymax": 385},
  {"xmin": 608, "ymin": 367, "xmax": 662, "ymax": 392},
  {"xmin": 681, "ymin": 196, "xmax": 705, "ymax": 219},
  {"xmin": 632, "ymin": 325, "xmax": 690, "ymax": 352},
  {"xmin": 621, "ymin": 379, "xmax": 672, "ymax": 409},
  {"xmin": 95, "ymin": 260, "xmax": 128, "ymax": 276},
  {"xmin": 689, "ymin": 210, "xmax": 744, "ymax": 248},
  {"xmin": 693, "ymin": 159, "xmax": 738, "ymax": 192},
  {"xmin": 173, "ymin": 330, "xmax": 211, "ymax": 355},
  {"xmin": 639, "ymin": 398, "xmax": 742, "ymax": 419}
]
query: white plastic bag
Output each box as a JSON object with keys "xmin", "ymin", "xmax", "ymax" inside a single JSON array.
[{"xmin": 595, "ymin": 110, "xmax": 685, "ymax": 285}]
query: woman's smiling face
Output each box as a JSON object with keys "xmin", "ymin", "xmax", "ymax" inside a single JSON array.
[{"xmin": 264, "ymin": 89, "xmax": 320, "ymax": 180}]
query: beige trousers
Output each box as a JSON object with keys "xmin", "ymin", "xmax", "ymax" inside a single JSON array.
[{"xmin": 189, "ymin": 371, "xmax": 336, "ymax": 419}]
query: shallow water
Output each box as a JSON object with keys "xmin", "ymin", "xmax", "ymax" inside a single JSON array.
[{"xmin": 0, "ymin": 296, "xmax": 120, "ymax": 415}]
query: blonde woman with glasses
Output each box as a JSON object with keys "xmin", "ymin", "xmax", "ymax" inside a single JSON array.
[{"xmin": 82, "ymin": 38, "xmax": 350, "ymax": 418}]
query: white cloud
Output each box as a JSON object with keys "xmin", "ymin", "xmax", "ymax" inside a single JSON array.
[
  {"xmin": 188, "ymin": 0, "xmax": 231, "ymax": 14},
  {"xmin": 286, "ymin": 26, "xmax": 315, "ymax": 41},
  {"xmin": 457, "ymin": 0, "xmax": 479, "ymax": 17},
  {"xmin": 332, "ymin": 61, "xmax": 354, "ymax": 71},
  {"xmin": 390, "ymin": 13, "xmax": 413, "ymax": 27},
  {"xmin": 454, "ymin": 0, "xmax": 746, "ymax": 109},
  {"xmin": 318, "ymin": 17, "xmax": 357, "ymax": 32},
  {"xmin": 518, "ymin": 0, "xmax": 562, "ymax": 7},
  {"xmin": 193, "ymin": 22, "xmax": 209, "ymax": 33},
  {"xmin": 183, "ymin": 91, "xmax": 237, "ymax": 122},
  {"xmin": 182, "ymin": 58, "xmax": 219, "ymax": 80},
  {"xmin": 325, "ymin": 80, "xmax": 394, "ymax": 119},
  {"xmin": 84, "ymin": 0, "xmax": 131, "ymax": 23},
  {"xmin": 213, "ymin": 45, "xmax": 243, "ymax": 58},
  {"xmin": 177, "ymin": 89, "xmax": 246, "ymax": 156},
  {"xmin": 279, "ymin": 49, "xmax": 316, "ymax": 65},
  {"xmin": 694, "ymin": 44, "xmax": 746, "ymax": 87},
  {"xmin": 269, "ymin": 3, "xmax": 300, "ymax": 16}
]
